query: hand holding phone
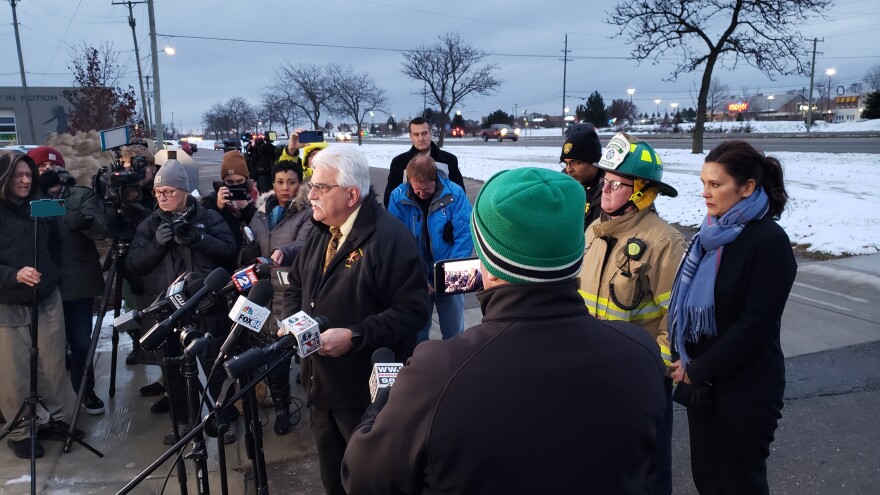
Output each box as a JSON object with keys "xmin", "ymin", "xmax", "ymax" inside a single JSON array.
[{"xmin": 297, "ymin": 130, "xmax": 324, "ymax": 144}]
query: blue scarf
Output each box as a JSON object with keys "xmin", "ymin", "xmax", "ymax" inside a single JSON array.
[
  {"xmin": 670, "ymin": 187, "xmax": 769, "ymax": 367},
  {"xmin": 268, "ymin": 204, "xmax": 286, "ymax": 230}
]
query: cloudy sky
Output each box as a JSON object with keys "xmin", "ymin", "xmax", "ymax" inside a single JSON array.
[{"xmin": 2, "ymin": 0, "xmax": 877, "ymax": 134}]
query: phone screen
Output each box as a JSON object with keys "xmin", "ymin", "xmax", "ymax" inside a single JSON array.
[
  {"xmin": 298, "ymin": 130, "xmax": 324, "ymax": 144},
  {"xmin": 434, "ymin": 257, "xmax": 483, "ymax": 295},
  {"xmin": 228, "ymin": 186, "xmax": 249, "ymax": 201}
]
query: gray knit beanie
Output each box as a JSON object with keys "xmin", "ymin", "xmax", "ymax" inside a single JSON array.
[{"xmin": 153, "ymin": 159, "xmax": 190, "ymax": 192}]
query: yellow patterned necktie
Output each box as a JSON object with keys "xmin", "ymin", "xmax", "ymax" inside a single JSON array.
[{"xmin": 323, "ymin": 226, "xmax": 343, "ymax": 272}]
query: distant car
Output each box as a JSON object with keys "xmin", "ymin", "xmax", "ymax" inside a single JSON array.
[
  {"xmin": 213, "ymin": 140, "xmax": 223, "ymax": 150},
  {"xmin": 222, "ymin": 138, "xmax": 241, "ymax": 152},
  {"xmin": 450, "ymin": 127, "xmax": 464, "ymax": 138},
  {"xmin": 335, "ymin": 132, "xmax": 352, "ymax": 142},
  {"xmin": 0, "ymin": 145, "xmax": 39, "ymax": 153},
  {"xmin": 164, "ymin": 140, "xmax": 193, "ymax": 156},
  {"xmin": 481, "ymin": 124, "xmax": 520, "ymax": 142}
]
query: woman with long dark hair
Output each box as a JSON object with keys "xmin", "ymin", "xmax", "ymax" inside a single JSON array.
[{"xmin": 669, "ymin": 140, "xmax": 797, "ymax": 494}]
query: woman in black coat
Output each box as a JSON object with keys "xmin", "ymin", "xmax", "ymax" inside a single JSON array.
[{"xmin": 669, "ymin": 140, "xmax": 797, "ymax": 495}]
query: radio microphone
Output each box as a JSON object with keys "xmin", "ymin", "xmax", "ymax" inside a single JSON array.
[
  {"xmin": 224, "ymin": 315, "xmax": 329, "ymax": 380},
  {"xmin": 368, "ymin": 347, "xmax": 403, "ymax": 402}
]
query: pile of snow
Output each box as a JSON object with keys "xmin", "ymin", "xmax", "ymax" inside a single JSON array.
[{"xmin": 358, "ymin": 143, "xmax": 880, "ymax": 256}]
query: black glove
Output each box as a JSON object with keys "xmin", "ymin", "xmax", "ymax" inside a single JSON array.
[
  {"xmin": 442, "ymin": 219, "xmax": 455, "ymax": 244},
  {"xmin": 77, "ymin": 213, "xmax": 94, "ymax": 230},
  {"xmin": 155, "ymin": 223, "xmax": 174, "ymax": 246}
]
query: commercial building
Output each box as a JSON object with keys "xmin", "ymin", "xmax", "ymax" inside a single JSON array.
[{"xmin": 0, "ymin": 86, "xmax": 76, "ymax": 146}]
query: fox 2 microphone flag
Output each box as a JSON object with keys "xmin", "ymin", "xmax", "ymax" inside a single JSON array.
[{"xmin": 368, "ymin": 347, "xmax": 403, "ymax": 402}]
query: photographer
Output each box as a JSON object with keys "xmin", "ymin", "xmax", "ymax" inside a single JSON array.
[
  {"xmin": 247, "ymin": 137, "xmax": 277, "ymax": 194},
  {"xmin": 127, "ymin": 160, "xmax": 239, "ymax": 444},
  {"xmin": 199, "ymin": 151, "xmax": 259, "ymax": 268},
  {"xmin": 30, "ymin": 147, "xmax": 108, "ymax": 416},
  {"xmin": 0, "ymin": 151, "xmax": 80, "ymax": 459}
]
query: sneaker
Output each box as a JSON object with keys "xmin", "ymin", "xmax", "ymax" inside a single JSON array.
[
  {"xmin": 37, "ymin": 420, "xmax": 85, "ymax": 442},
  {"xmin": 7, "ymin": 438, "xmax": 44, "ymax": 459},
  {"xmin": 163, "ymin": 422, "xmax": 192, "ymax": 445},
  {"xmin": 82, "ymin": 391, "xmax": 105, "ymax": 415}
]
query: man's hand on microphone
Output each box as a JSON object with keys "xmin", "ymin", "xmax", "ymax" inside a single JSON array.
[{"xmin": 317, "ymin": 328, "xmax": 353, "ymax": 357}]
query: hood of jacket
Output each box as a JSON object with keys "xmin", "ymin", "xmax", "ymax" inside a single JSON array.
[
  {"xmin": 256, "ymin": 182, "xmax": 311, "ymax": 213},
  {"xmin": 0, "ymin": 151, "xmax": 39, "ymax": 204}
]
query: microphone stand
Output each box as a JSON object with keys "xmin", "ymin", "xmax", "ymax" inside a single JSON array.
[
  {"xmin": 178, "ymin": 330, "xmax": 211, "ymax": 495},
  {"xmin": 116, "ymin": 344, "xmax": 298, "ymax": 495}
]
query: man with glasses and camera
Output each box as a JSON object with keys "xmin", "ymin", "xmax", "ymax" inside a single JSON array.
[
  {"xmin": 127, "ymin": 159, "xmax": 239, "ymax": 444},
  {"xmin": 560, "ymin": 126, "xmax": 604, "ymax": 230},
  {"xmin": 578, "ymin": 133, "xmax": 687, "ymax": 495},
  {"xmin": 282, "ymin": 146, "xmax": 431, "ymax": 495}
]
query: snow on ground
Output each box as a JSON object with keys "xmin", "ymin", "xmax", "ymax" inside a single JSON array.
[
  {"xmin": 518, "ymin": 118, "xmax": 880, "ymax": 137},
  {"xmin": 358, "ymin": 142, "xmax": 880, "ymax": 256}
]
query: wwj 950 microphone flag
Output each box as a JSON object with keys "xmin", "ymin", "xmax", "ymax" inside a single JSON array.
[
  {"xmin": 139, "ymin": 267, "xmax": 230, "ymax": 350},
  {"xmin": 369, "ymin": 347, "xmax": 403, "ymax": 402}
]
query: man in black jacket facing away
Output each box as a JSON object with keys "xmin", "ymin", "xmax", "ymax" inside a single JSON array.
[
  {"xmin": 383, "ymin": 117, "xmax": 464, "ymax": 207},
  {"xmin": 282, "ymin": 146, "xmax": 431, "ymax": 495},
  {"xmin": 342, "ymin": 167, "xmax": 667, "ymax": 494}
]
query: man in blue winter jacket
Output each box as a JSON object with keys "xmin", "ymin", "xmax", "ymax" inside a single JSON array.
[{"xmin": 388, "ymin": 154, "xmax": 473, "ymax": 342}]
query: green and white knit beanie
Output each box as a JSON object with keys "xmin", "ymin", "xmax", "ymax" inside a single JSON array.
[{"xmin": 471, "ymin": 167, "xmax": 585, "ymax": 284}]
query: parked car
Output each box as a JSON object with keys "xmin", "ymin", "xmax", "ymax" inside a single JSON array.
[
  {"xmin": 450, "ymin": 127, "xmax": 464, "ymax": 138},
  {"xmin": 213, "ymin": 139, "xmax": 223, "ymax": 150},
  {"xmin": 480, "ymin": 124, "xmax": 520, "ymax": 142}
]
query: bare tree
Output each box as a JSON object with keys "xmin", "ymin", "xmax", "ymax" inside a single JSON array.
[
  {"xmin": 272, "ymin": 63, "xmax": 332, "ymax": 130},
  {"xmin": 260, "ymin": 92, "xmax": 298, "ymax": 136},
  {"xmin": 607, "ymin": 99, "xmax": 637, "ymax": 125},
  {"xmin": 401, "ymin": 32, "xmax": 501, "ymax": 147},
  {"xmin": 608, "ymin": 0, "xmax": 831, "ymax": 153},
  {"xmin": 864, "ymin": 64, "xmax": 880, "ymax": 91},
  {"xmin": 707, "ymin": 78, "xmax": 729, "ymax": 121},
  {"xmin": 325, "ymin": 65, "xmax": 388, "ymax": 146},
  {"xmin": 64, "ymin": 42, "xmax": 138, "ymax": 133}
]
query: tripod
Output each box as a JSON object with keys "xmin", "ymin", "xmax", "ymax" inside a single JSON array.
[
  {"xmin": 63, "ymin": 237, "xmax": 135, "ymax": 453},
  {"xmin": 117, "ymin": 339, "xmax": 294, "ymax": 495}
]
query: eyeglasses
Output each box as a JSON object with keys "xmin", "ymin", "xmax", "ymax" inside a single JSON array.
[
  {"xmin": 311, "ymin": 183, "xmax": 340, "ymax": 195},
  {"xmin": 153, "ymin": 189, "xmax": 180, "ymax": 199},
  {"xmin": 599, "ymin": 178, "xmax": 634, "ymax": 191},
  {"xmin": 562, "ymin": 160, "xmax": 591, "ymax": 168}
]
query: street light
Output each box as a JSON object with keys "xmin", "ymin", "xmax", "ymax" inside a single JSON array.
[
  {"xmin": 670, "ymin": 102, "xmax": 679, "ymax": 122},
  {"xmin": 627, "ymin": 88, "xmax": 635, "ymax": 103},
  {"xmin": 162, "ymin": 46, "xmax": 175, "ymax": 55},
  {"xmin": 825, "ymin": 68, "xmax": 836, "ymax": 120},
  {"xmin": 369, "ymin": 111, "xmax": 374, "ymax": 137},
  {"xmin": 655, "ymin": 99, "xmax": 662, "ymax": 118}
]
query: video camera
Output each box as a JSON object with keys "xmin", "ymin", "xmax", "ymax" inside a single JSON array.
[{"xmin": 92, "ymin": 125, "xmax": 150, "ymax": 240}]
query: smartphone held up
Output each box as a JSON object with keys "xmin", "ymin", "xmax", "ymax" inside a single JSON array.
[{"xmin": 434, "ymin": 257, "xmax": 483, "ymax": 295}]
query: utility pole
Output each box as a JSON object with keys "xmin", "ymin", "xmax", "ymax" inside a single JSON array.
[
  {"xmin": 145, "ymin": 75, "xmax": 153, "ymax": 136},
  {"xmin": 147, "ymin": 0, "xmax": 163, "ymax": 147},
  {"xmin": 560, "ymin": 34, "xmax": 572, "ymax": 136},
  {"xmin": 9, "ymin": 0, "xmax": 37, "ymax": 144},
  {"xmin": 113, "ymin": 1, "xmax": 151, "ymax": 138},
  {"xmin": 806, "ymin": 37, "xmax": 823, "ymax": 134}
]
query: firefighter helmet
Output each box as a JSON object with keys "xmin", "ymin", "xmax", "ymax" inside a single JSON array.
[{"xmin": 597, "ymin": 133, "xmax": 677, "ymax": 197}]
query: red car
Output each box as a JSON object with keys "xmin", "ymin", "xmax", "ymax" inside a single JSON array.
[{"xmin": 450, "ymin": 127, "xmax": 464, "ymax": 138}]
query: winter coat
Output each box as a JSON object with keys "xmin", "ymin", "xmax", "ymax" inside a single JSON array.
[
  {"xmin": 579, "ymin": 208, "xmax": 687, "ymax": 365},
  {"xmin": 0, "ymin": 154, "xmax": 62, "ymax": 306},
  {"xmin": 199, "ymin": 184, "xmax": 260, "ymax": 262},
  {"xmin": 56, "ymin": 185, "xmax": 107, "ymax": 301},
  {"xmin": 582, "ymin": 174, "xmax": 604, "ymax": 230},
  {"xmin": 682, "ymin": 216, "xmax": 797, "ymax": 402},
  {"xmin": 341, "ymin": 280, "xmax": 667, "ymax": 495},
  {"xmin": 386, "ymin": 174, "xmax": 473, "ymax": 285},
  {"xmin": 384, "ymin": 142, "xmax": 463, "ymax": 207},
  {"xmin": 127, "ymin": 196, "xmax": 238, "ymax": 301},
  {"xmin": 249, "ymin": 188, "xmax": 313, "ymax": 334},
  {"xmin": 281, "ymin": 190, "xmax": 432, "ymax": 410}
]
